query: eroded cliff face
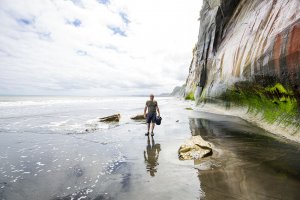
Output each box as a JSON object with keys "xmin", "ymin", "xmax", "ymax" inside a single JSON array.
[{"xmin": 185, "ymin": 0, "xmax": 300, "ymax": 141}]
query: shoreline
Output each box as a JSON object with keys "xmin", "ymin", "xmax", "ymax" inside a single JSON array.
[
  {"xmin": 190, "ymin": 101, "xmax": 300, "ymax": 144},
  {"xmin": 0, "ymin": 96, "xmax": 300, "ymax": 199}
]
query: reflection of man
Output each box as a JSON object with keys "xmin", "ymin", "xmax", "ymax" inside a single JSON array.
[
  {"xmin": 144, "ymin": 94, "xmax": 160, "ymax": 136},
  {"xmin": 143, "ymin": 137, "xmax": 161, "ymax": 177}
]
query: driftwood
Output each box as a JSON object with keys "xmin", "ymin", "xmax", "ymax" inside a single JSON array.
[
  {"xmin": 130, "ymin": 114, "xmax": 145, "ymax": 120},
  {"xmin": 99, "ymin": 114, "xmax": 120, "ymax": 122}
]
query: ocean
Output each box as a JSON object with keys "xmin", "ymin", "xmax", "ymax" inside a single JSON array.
[
  {"xmin": 0, "ymin": 96, "xmax": 169, "ymax": 135},
  {"xmin": 0, "ymin": 96, "xmax": 201, "ymax": 200},
  {"xmin": 1, "ymin": 96, "xmax": 300, "ymax": 200}
]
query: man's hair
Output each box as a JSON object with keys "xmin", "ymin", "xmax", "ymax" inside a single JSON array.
[{"xmin": 150, "ymin": 94, "xmax": 154, "ymax": 97}]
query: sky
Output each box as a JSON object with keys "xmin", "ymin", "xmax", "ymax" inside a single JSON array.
[{"xmin": 0, "ymin": 0, "xmax": 202, "ymax": 96}]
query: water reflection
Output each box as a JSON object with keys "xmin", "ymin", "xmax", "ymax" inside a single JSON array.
[
  {"xmin": 188, "ymin": 116, "xmax": 300, "ymax": 200},
  {"xmin": 189, "ymin": 118, "xmax": 209, "ymax": 136},
  {"xmin": 143, "ymin": 136, "xmax": 161, "ymax": 177}
]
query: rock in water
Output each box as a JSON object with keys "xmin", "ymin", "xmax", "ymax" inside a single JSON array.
[
  {"xmin": 130, "ymin": 114, "xmax": 145, "ymax": 120},
  {"xmin": 178, "ymin": 136, "xmax": 213, "ymax": 160},
  {"xmin": 99, "ymin": 114, "xmax": 120, "ymax": 122}
]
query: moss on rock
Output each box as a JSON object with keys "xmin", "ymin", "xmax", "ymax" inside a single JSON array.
[
  {"xmin": 220, "ymin": 82, "xmax": 299, "ymax": 127},
  {"xmin": 185, "ymin": 91, "xmax": 195, "ymax": 101}
]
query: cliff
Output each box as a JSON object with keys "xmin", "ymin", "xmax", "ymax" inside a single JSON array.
[
  {"xmin": 185, "ymin": 0, "xmax": 300, "ymax": 141},
  {"xmin": 171, "ymin": 84, "xmax": 186, "ymax": 97}
]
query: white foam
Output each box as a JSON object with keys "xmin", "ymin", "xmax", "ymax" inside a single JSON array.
[
  {"xmin": 86, "ymin": 189, "xmax": 93, "ymax": 194},
  {"xmin": 0, "ymin": 97, "xmax": 103, "ymax": 108},
  {"xmin": 36, "ymin": 162, "xmax": 45, "ymax": 166}
]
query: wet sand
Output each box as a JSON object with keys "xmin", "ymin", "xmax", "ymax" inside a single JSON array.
[
  {"xmin": 0, "ymin": 97, "xmax": 300, "ymax": 200},
  {"xmin": 188, "ymin": 111, "xmax": 300, "ymax": 200}
]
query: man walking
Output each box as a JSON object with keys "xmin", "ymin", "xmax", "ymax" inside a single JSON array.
[{"xmin": 144, "ymin": 94, "xmax": 160, "ymax": 136}]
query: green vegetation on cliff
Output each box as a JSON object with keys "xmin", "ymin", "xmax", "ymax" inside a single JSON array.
[
  {"xmin": 185, "ymin": 91, "xmax": 195, "ymax": 101},
  {"xmin": 220, "ymin": 82, "xmax": 299, "ymax": 128}
]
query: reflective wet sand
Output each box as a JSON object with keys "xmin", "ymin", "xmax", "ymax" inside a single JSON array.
[
  {"xmin": 0, "ymin": 97, "xmax": 299, "ymax": 200},
  {"xmin": 189, "ymin": 112, "xmax": 300, "ymax": 200}
]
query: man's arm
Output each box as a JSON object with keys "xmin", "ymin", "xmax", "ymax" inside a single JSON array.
[
  {"xmin": 144, "ymin": 105, "xmax": 147, "ymax": 118},
  {"xmin": 156, "ymin": 103, "xmax": 160, "ymax": 116}
]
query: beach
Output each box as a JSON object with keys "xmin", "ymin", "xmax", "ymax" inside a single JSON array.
[{"xmin": 0, "ymin": 96, "xmax": 299, "ymax": 200}]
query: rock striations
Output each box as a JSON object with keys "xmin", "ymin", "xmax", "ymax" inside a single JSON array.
[{"xmin": 185, "ymin": 0, "xmax": 300, "ymax": 141}]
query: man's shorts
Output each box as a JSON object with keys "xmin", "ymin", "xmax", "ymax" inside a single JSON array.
[{"xmin": 146, "ymin": 112, "xmax": 156, "ymax": 123}]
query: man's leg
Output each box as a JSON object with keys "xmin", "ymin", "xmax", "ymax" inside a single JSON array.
[
  {"xmin": 151, "ymin": 122, "xmax": 155, "ymax": 135},
  {"xmin": 145, "ymin": 123, "xmax": 150, "ymax": 136},
  {"xmin": 151, "ymin": 136, "xmax": 155, "ymax": 146},
  {"xmin": 145, "ymin": 113, "xmax": 150, "ymax": 136}
]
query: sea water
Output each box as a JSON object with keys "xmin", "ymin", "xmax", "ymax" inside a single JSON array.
[
  {"xmin": 0, "ymin": 96, "xmax": 202, "ymax": 200},
  {"xmin": 0, "ymin": 96, "xmax": 300, "ymax": 200}
]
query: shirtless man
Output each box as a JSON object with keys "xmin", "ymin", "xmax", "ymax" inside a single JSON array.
[{"xmin": 144, "ymin": 94, "xmax": 160, "ymax": 136}]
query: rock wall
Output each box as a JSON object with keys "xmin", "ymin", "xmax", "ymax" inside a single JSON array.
[
  {"xmin": 170, "ymin": 84, "xmax": 186, "ymax": 97},
  {"xmin": 185, "ymin": 0, "xmax": 300, "ymax": 141}
]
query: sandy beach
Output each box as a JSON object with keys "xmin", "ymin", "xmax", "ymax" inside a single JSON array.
[{"xmin": 0, "ymin": 96, "xmax": 299, "ymax": 200}]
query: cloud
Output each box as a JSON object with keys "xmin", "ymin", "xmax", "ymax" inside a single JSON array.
[
  {"xmin": 0, "ymin": 0, "xmax": 202, "ymax": 96},
  {"xmin": 76, "ymin": 50, "xmax": 88, "ymax": 56},
  {"xmin": 17, "ymin": 18, "xmax": 34, "ymax": 25},
  {"xmin": 107, "ymin": 25, "xmax": 127, "ymax": 36},
  {"xmin": 97, "ymin": 0, "xmax": 110, "ymax": 5},
  {"xmin": 119, "ymin": 11, "xmax": 130, "ymax": 25},
  {"xmin": 66, "ymin": 18, "xmax": 82, "ymax": 27}
]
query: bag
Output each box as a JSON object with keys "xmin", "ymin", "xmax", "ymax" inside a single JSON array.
[{"xmin": 155, "ymin": 116, "xmax": 162, "ymax": 125}]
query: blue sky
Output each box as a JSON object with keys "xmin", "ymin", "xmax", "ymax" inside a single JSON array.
[{"xmin": 0, "ymin": 0, "xmax": 202, "ymax": 96}]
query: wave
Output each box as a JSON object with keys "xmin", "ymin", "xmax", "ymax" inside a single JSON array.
[{"xmin": 0, "ymin": 96, "xmax": 171, "ymax": 107}]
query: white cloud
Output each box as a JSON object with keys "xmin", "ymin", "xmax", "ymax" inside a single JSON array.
[{"xmin": 0, "ymin": 0, "xmax": 202, "ymax": 96}]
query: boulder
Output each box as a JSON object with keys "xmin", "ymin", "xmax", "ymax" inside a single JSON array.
[
  {"xmin": 130, "ymin": 114, "xmax": 145, "ymax": 120},
  {"xmin": 178, "ymin": 136, "xmax": 213, "ymax": 160},
  {"xmin": 99, "ymin": 114, "xmax": 120, "ymax": 122}
]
